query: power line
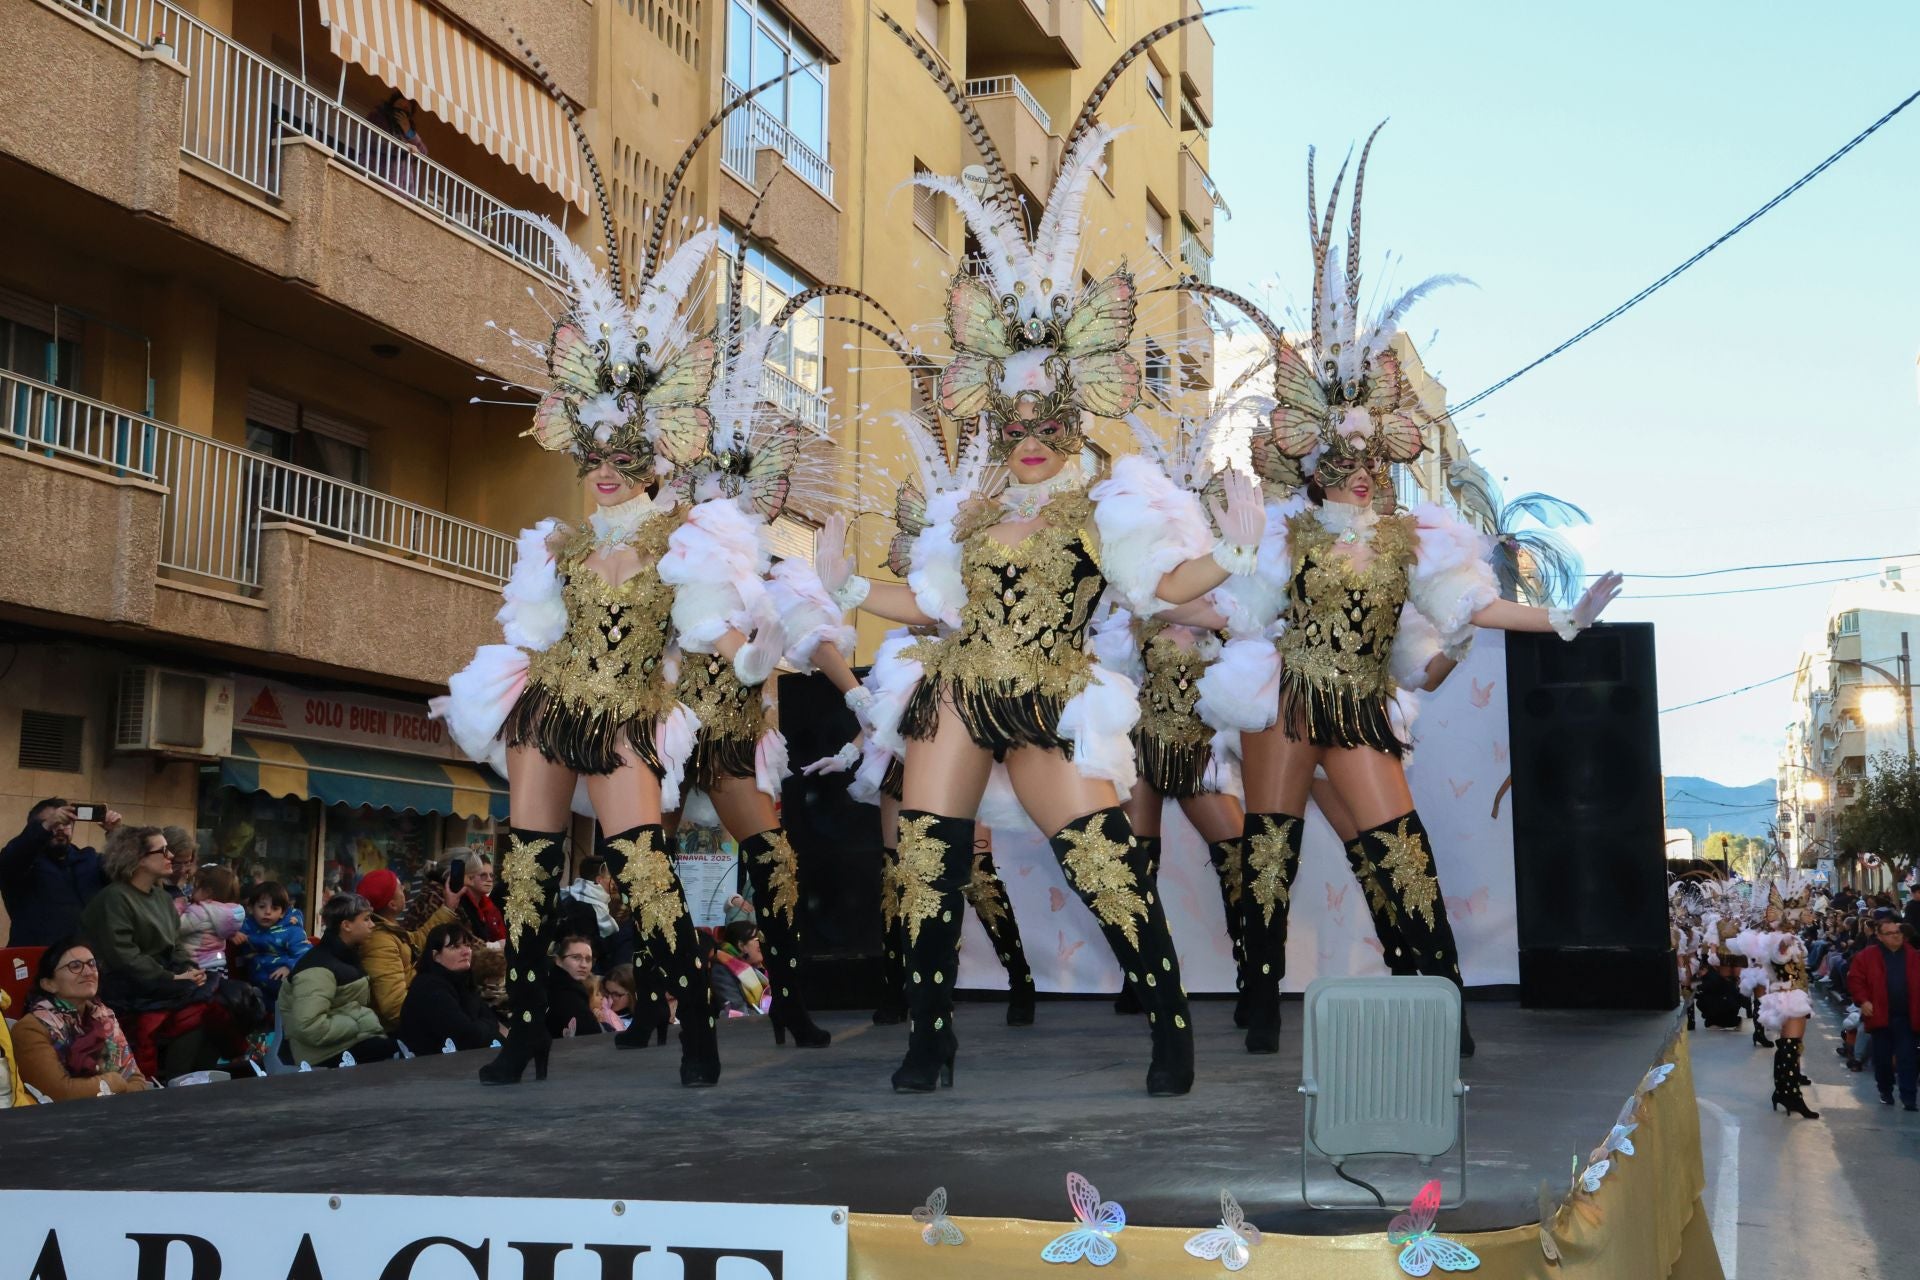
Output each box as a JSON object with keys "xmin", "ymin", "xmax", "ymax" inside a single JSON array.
[
  {"xmin": 1438, "ymin": 85, "xmax": 1920, "ymax": 423},
  {"xmin": 1627, "ymin": 572, "xmax": 1876, "ymax": 601},
  {"xmin": 1660, "ymin": 669, "xmax": 1798, "ymax": 714},
  {"xmin": 1600, "ymin": 552, "xmax": 1920, "ymax": 581}
]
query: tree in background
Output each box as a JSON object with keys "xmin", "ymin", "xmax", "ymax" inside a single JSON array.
[{"xmin": 1834, "ymin": 750, "xmax": 1920, "ymax": 888}]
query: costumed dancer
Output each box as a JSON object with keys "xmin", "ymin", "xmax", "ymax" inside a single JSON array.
[
  {"xmin": 431, "ymin": 59, "xmax": 797, "ymax": 1087},
  {"xmin": 813, "ymin": 10, "xmax": 1267, "ymax": 1096},
  {"xmin": 1188, "ymin": 126, "xmax": 1623, "ymax": 1056},
  {"xmin": 1733, "ymin": 884, "xmax": 1819, "ymax": 1118}
]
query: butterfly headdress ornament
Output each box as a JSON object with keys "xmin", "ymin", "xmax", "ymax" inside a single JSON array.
[
  {"xmin": 481, "ymin": 39, "xmax": 802, "ymax": 483},
  {"xmin": 880, "ymin": 9, "xmax": 1226, "ymax": 462}
]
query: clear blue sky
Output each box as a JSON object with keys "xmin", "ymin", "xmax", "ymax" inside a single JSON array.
[{"xmin": 1210, "ymin": 1, "xmax": 1920, "ymax": 786}]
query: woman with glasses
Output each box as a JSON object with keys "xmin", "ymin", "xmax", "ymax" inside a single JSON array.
[
  {"xmin": 546, "ymin": 936, "xmax": 603, "ymax": 1039},
  {"xmin": 13, "ymin": 940, "xmax": 152, "ymax": 1100}
]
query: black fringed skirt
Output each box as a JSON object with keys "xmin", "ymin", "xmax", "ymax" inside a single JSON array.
[
  {"xmin": 901, "ymin": 674, "xmax": 1073, "ymax": 761},
  {"xmin": 1278, "ymin": 668, "xmax": 1406, "ymax": 758},
  {"xmin": 502, "ymin": 682, "xmax": 667, "ymax": 777},
  {"xmin": 1135, "ymin": 730, "xmax": 1214, "ymax": 798}
]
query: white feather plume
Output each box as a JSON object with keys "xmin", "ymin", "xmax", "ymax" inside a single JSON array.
[
  {"xmin": 1034, "ymin": 124, "xmax": 1122, "ymax": 304},
  {"xmin": 632, "ymin": 228, "xmax": 721, "ymax": 365},
  {"xmin": 904, "ymin": 173, "xmax": 1027, "ymax": 301}
]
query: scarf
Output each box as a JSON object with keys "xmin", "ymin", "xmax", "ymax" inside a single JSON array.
[
  {"xmin": 462, "ymin": 889, "xmax": 506, "ymax": 943},
  {"xmin": 713, "ymin": 942, "xmax": 770, "ymax": 1015},
  {"xmin": 28, "ymin": 997, "xmax": 133, "ymax": 1078}
]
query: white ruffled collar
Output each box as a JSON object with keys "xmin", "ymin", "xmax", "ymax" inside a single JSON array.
[
  {"xmin": 1314, "ymin": 500, "xmax": 1379, "ymax": 545},
  {"xmin": 588, "ymin": 489, "xmax": 674, "ymax": 549},
  {"xmin": 1000, "ymin": 461, "xmax": 1085, "ymax": 520}
]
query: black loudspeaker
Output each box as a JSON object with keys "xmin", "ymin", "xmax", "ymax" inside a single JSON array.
[
  {"xmin": 1504, "ymin": 623, "xmax": 1677, "ymax": 1010},
  {"xmin": 776, "ymin": 671, "xmax": 887, "ymax": 1009}
]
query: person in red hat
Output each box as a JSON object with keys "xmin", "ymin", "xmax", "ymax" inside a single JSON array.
[{"xmin": 357, "ymin": 868, "xmax": 457, "ymax": 1033}]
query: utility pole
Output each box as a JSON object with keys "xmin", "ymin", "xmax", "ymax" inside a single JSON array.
[{"xmin": 1903, "ymin": 630, "xmax": 1915, "ymax": 760}]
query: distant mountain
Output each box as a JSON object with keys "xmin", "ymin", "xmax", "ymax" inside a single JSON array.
[{"xmin": 1664, "ymin": 776, "xmax": 1777, "ymax": 844}]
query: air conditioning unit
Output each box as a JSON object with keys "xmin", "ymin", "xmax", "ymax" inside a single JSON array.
[{"xmin": 114, "ymin": 667, "xmax": 235, "ymax": 759}]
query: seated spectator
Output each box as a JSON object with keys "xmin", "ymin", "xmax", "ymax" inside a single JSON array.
[
  {"xmin": 178, "ymin": 865, "xmax": 247, "ymax": 975},
  {"xmin": 241, "ymin": 880, "xmax": 310, "ymax": 1006},
  {"xmin": 453, "ymin": 851, "xmax": 508, "ymax": 1014},
  {"xmin": 284, "ymin": 894, "xmax": 396, "ymax": 1068},
  {"xmin": 546, "ymin": 935, "xmax": 602, "ymax": 1038},
  {"xmin": 399, "ymin": 923, "xmax": 504, "ymax": 1055},
  {"xmin": 357, "ymin": 868, "xmax": 457, "ymax": 1033},
  {"xmin": 162, "ymin": 826, "xmax": 199, "ymax": 905},
  {"xmin": 710, "ymin": 910, "xmax": 771, "ymax": 1018},
  {"xmin": 81, "ymin": 826, "xmax": 237, "ymax": 1080},
  {"xmin": 599, "ymin": 964, "xmax": 638, "ymax": 1033},
  {"xmin": 1, "ymin": 799, "xmax": 115, "ymax": 946},
  {"xmin": 1906, "ymin": 885, "xmax": 1920, "ymax": 933},
  {"xmin": 0, "ymin": 990, "xmax": 32, "ymax": 1108},
  {"xmin": 559, "ymin": 856, "xmax": 620, "ymax": 970},
  {"xmin": 13, "ymin": 940, "xmax": 150, "ymax": 1100}
]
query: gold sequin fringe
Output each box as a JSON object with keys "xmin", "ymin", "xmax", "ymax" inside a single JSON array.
[
  {"xmin": 688, "ymin": 731, "xmax": 758, "ymax": 791},
  {"xmin": 1136, "ymin": 732, "xmax": 1212, "ymax": 799},
  {"xmin": 503, "ymin": 683, "xmax": 668, "ymax": 777},
  {"xmin": 1279, "ymin": 668, "xmax": 1405, "ymax": 757},
  {"xmin": 902, "ymin": 675, "xmax": 1072, "ymax": 758}
]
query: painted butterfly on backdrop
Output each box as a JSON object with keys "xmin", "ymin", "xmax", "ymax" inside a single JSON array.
[
  {"xmin": 1388, "ymin": 1180, "xmax": 1479, "ymax": 1276},
  {"xmin": 1184, "ymin": 1189, "xmax": 1260, "ymax": 1271},
  {"xmin": 912, "ymin": 1186, "xmax": 965, "ymax": 1246},
  {"xmin": 1040, "ymin": 1172, "xmax": 1125, "ymax": 1267}
]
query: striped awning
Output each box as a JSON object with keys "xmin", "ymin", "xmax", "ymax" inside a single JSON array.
[
  {"xmin": 218, "ymin": 735, "xmax": 509, "ymax": 820},
  {"xmin": 316, "ymin": 0, "xmax": 590, "ymax": 212}
]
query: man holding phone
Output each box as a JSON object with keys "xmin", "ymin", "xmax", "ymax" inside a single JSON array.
[{"xmin": 0, "ymin": 798, "xmax": 120, "ymax": 947}]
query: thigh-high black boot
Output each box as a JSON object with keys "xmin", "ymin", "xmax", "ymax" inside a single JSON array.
[
  {"xmin": 1241, "ymin": 813, "xmax": 1304, "ymax": 1054},
  {"xmin": 479, "ymin": 829, "xmax": 568, "ymax": 1084},
  {"xmin": 873, "ymin": 846, "xmax": 909, "ymax": 1025},
  {"xmin": 1051, "ymin": 809, "xmax": 1194, "ymax": 1096},
  {"xmin": 891, "ymin": 812, "xmax": 974, "ymax": 1092},
  {"xmin": 1205, "ymin": 836, "xmax": 1251, "ymax": 1027},
  {"xmin": 1354, "ymin": 811, "xmax": 1474, "ymax": 1057},
  {"xmin": 1343, "ymin": 835, "xmax": 1418, "ymax": 976},
  {"xmin": 739, "ymin": 829, "xmax": 830, "ymax": 1048},
  {"xmin": 600, "ymin": 825, "xmax": 721, "ymax": 1085},
  {"xmin": 1771, "ymin": 1036, "xmax": 1819, "ymax": 1118},
  {"xmin": 963, "ymin": 845, "xmax": 1037, "ymax": 1026},
  {"xmin": 1111, "ymin": 836, "xmax": 1159, "ymax": 1015}
]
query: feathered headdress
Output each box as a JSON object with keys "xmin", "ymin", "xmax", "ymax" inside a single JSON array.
[
  {"xmin": 880, "ymin": 9, "xmax": 1221, "ymax": 459},
  {"xmin": 1446, "ymin": 460, "xmax": 1590, "ymax": 607}
]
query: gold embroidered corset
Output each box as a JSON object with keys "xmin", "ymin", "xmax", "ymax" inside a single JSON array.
[
  {"xmin": 676, "ymin": 650, "xmax": 764, "ymax": 744},
  {"xmin": 1136, "ymin": 619, "xmax": 1219, "ymax": 748},
  {"xmin": 913, "ymin": 490, "xmax": 1104, "ymax": 700},
  {"xmin": 524, "ymin": 520, "xmax": 677, "ymax": 721},
  {"xmin": 1277, "ymin": 511, "xmax": 1418, "ymax": 698}
]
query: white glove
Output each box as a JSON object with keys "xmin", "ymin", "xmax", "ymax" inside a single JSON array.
[
  {"xmin": 1206, "ymin": 469, "xmax": 1264, "ymax": 571},
  {"xmin": 733, "ymin": 633, "xmax": 779, "ymax": 686},
  {"xmin": 801, "ymin": 742, "xmax": 862, "ymax": 776},
  {"xmin": 816, "ymin": 513, "xmax": 855, "ymax": 598},
  {"xmin": 844, "ymin": 684, "xmax": 877, "ymax": 731},
  {"xmin": 1573, "ymin": 572, "xmax": 1623, "ymax": 629}
]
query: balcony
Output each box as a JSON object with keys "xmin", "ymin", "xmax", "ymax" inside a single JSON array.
[
  {"xmin": 965, "ymin": 75, "xmax": 1056, "ymax": 202},
  {"xmin": 1180, "ymin": 227, "xmax": 1212, "ymax": 284},
  {"xmin": 720, "ymin": 77, "xmax": 835, "ymax": 199},
  {"xmin": 1179, "ymin": 0, "xmax": 1214, "ymax": 127},
  {"xmin": 761, "ymin": 364, "xmax": 831, "ymax": 436},
  {"xmin": 1180, "ymin": 144, "xmax": 1222, "ymax": 251},
  {"xmin": 0, "ymin": 369, "xmax": 505, "ymax": 689},
  {"xmin": 6, "ymin": 0, "xmax": 551, "ymax": 368},
  {"xmin": 965, "ymin": 0, "xmax": 1084, "ymax": 69}
]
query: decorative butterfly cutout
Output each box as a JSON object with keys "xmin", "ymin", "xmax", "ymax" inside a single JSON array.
[
  {"xmin": 1445, "ymin": 887, "xmax": 1489, "ymax": 919},
  {"xmin": 913, "ymin": 1187, "xmax": 965, "ymax": 1246},
  {"xmin": 1602, "ymin": 1124, "xmax": 1637, "ymax": 1158},
  {"xmin": 442, "ymin": 1038, "xmax": 458, "ymax": 1055},
  {"xmin": 1447, "ymin": 778, "xmax": 1474, "ymax": 799},
  {"xmin": 1041, "ymin": 1173, "xmax": 1125, "ymax": 1267},
  {"xmin": 1640, "ymin": 1063, "xmax": 1676, "ymax": 1092},
  {"xmin": 1184, "ymin": 1189, "xmax": 1260, "ymax": 1272},
  {"xmin": 1536, "ymin": 1180, "xmax": 1564, "ymax": 1266},
  {"xmin": 1469, "ymin": 678, "xmax": 1494, "ymax": 708},
  {"xmin": 1057, "ymin": 931, "xmax": 1086, "ymax": 963},
  {"xmin": 1049, "ymin": 887, "xmax": 1069, "ymax": 912},
  {"xmin": 1578, "ymin": 1160, "xmax": 1610, "ymax": 1194},
  {"xmin": 1388, "ymin": 1180, "xmax": 1479, "ymax": 1276},
  {"xmin": 339, "ymin": 1051, "xmax": 358, "ymax": 1069},
  {"xmin": 1326, "ymin": 882, "xmax": 1349, "ymax": 917}
]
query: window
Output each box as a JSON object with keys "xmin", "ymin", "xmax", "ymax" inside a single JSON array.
[
  {"xmin": 1144, "ymin": 194, "xmax": 1170, "ymax": 259},
  {"xmin": 915, "ymin": 0, "xmax": 944, "ymax": 52},
  {"xmin": 244, "ymin": 389, "xmax": 370, "ymax": 484},
  {"xmin": 1145, "ymin": 58, "xmax": 1168, "ymax": 118},
  {"xmin": 18, "ymin": 710, "xmax": 84, "ymax": 773},
  {"xmin": 1144, "ymin": 340, "xmax": 1172, "ymax": 398},
  {"xmin": 718, "ymin": 224, "xmax": 827, "ymax": 401},
  {"xmin": 726, "ymin": 0, "xmax": 829, "ymax": 161},
  {"xmin": 0, "ymin": 288, "xmax": 80, "ymax": 389},
  {"xmin": 1081, "ymin": 438, "xmax": 1110, "ymax": 479},
  {"xmin": 913, "ymin": 161, "xmax": 943, "ymax": 240},
  {"xmin": 1836, "ymin": 610, "xmax": 1861, "ymax": 636}
]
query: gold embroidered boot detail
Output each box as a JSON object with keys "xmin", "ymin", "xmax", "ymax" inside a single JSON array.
[
  {"xmin": 873, "ymin": 846, "xmax": 908, "ymax": 1025},
  {"xmin": 1112, "ymin": 835, "xmax": 1161, "ymax": 1015},
  {"xmin": 1051, "ymin": 809, "xmax": 1193, "ymax": 1096},
  {"xmin": 892, "ymin": 811, "xmax": 973, "ymax": 1093},
  {"xmin": 1206, "ymin": 837, "xmax": 1252, "ymax": 1027},
  {"xmin": 598, "ymin": 824, "xmax": 720, "ymax": 1083},
  {"xmin": 479, "ymin": 828, "xmax": 566, "ymax": 1085},
  {"xmin": 1241, "ymin": 813, "xmax": 1304, "ymax": 1055},
  {"xmin": 1345, "ymin": 834, "xmax": 1417, "ymax": 976},
  {"xmin": 740, "ymin": 829, "xmax": 829, "ymax": 1048},
  {"xmin": 964, "ymin": 842, "xmax": 1036, "ymax": 1026},
  {"xmin": 1357, "ymin": 811, "xmax": 1473, "ymax": 1056}
]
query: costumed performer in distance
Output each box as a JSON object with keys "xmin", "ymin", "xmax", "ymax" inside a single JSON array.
[
  {"xmin": 1189, "ymin": 126, "xmax": 1624, "ymax": 1057},
  {"xmin": 433, "ymin": 59, "xmax": 798, "ymax": 1089},
  {"xmin": 810, "ymin": 6, "xmax": 1265, "ymax": 1097},
  {"xmin": 1732, "ymin": 885, "xmax": 1820, "ymax": 1118}
]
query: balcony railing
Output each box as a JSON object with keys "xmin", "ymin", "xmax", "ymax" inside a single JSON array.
[
  {"xmin": 152, "ymin": 424, "xmax": 514, "ymax": 588},
  {"xmin": 1181, "ymin": 230, "xmax": 1212, "ymax": 283},
  {"xmin": 62, "ymin": 0, "xmax": 562, "ymax": 282},
  {"xmin": 964, "ymin": 75, "xmax": 1052, "ymax": 132},
  {"xmin": 720, "ymin": 78, "xmax": 834, "ymax": 198},
  {"xmin": 761, "ymin": 364, "xmax": 830, "ymax": 436},
  {"xmin": 2, "ymin": 370, "xmax": 159, "ymax": 477}
]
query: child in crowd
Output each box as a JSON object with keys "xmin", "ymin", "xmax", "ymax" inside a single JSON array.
[
  {"xmin": 242, "ymin": 880, "xmax": 311, "ymax": 1006},
  {"xmin": 178, "ymin": 866, "xmax": 247, "ymax": 975}
]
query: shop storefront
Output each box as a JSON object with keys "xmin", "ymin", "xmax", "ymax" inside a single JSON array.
[{"xmin": 198, "ymin": 678, "xmax": 508, "ymax": 919}]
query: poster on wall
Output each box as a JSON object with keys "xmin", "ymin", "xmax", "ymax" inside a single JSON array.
[
  {"xmin": 673, "ymin": 825, "xmax": 741, "ymax": 928},
  {"xmin": 956, "ymin": 632, "xmax": 1520, "ymax": 993}
]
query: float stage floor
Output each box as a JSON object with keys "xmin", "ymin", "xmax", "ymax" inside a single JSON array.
[{"xmin": 0, "ymin": 999, "xmax": 1676, "ymax": 1235}]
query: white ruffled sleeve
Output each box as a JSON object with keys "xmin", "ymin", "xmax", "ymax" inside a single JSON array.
[
  {"xmin": 1057, "ymin": 665, "xmax": 1141, "ymax": 793},
  {"xmin": 1088, "ymin": 455, "xmax": 1213, "ymax": 615},
  {"xmin": 865, "ymin": 629, "xmax": 926, "ymax": 759},
  {"xmin": 1388, "ymin": 603, "xmax": 1445, "ymax": 691},
  {"xmin": 660, "ymin": 499, "xmax": 772, "ymax": 653},
  {"xmin": 1088, "ymin": 606, "xmax": 1143, "ymax": 683},
  {"xmin": 429, "ymin": 646, "xmax": 524, "ymax": 772},
  {"xmin": 1215, "ymin": 496, "xmax": 1304, "ymax": 635},
  {"xmin": 1195, "ymin": 635, "xmax": 1281, "ymax": 734},
  {"xmin": 765, "ymin": 558, "xmax": 855, "ymax": 672},
  {"xmin": 498, "ymin": 518, "xmax": 566, "ymax": 651},
  {"xmin": 907, "ymin": 489, "xmax": 968, "ymax": 627},
  {"xmin": 1406, "ymin": 503, "xmax": 1499, "ymax": 651}
]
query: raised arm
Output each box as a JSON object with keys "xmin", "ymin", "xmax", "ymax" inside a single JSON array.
[
  {"xmin": 815, "ymin": 514, "xmax": 937, "ymax": 628},
  {"xmin": 1469, "ymin": 574, "xmax": 1623, "ymax": 635}
]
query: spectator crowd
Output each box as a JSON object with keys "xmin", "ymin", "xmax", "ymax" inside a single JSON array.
[{"xmin": 0, "ymin": 798, "xmax": 775, "ymax": 1107}]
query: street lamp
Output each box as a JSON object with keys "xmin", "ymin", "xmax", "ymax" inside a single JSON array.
[
  {"xmin": 1798, "ymin": 779, "xmax": 1826, "ymax": 803},
  {"xmin": 1861, "ymin": 687, "xmax": 1902, "ymax": 726},
  {"xmin": 1833, "ymin": 629, "xmax": 1916, "ymax": 760}
]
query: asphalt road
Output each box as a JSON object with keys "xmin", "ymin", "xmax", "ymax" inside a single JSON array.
[{"xmin": 1692, "ymin": 990, "xmax": 1920, "ymax": 1280}]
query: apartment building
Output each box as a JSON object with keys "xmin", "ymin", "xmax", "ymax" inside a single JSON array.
[{"xmin": 0, "ymin": 0, "xmax": 1222, "ymax": 929}]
